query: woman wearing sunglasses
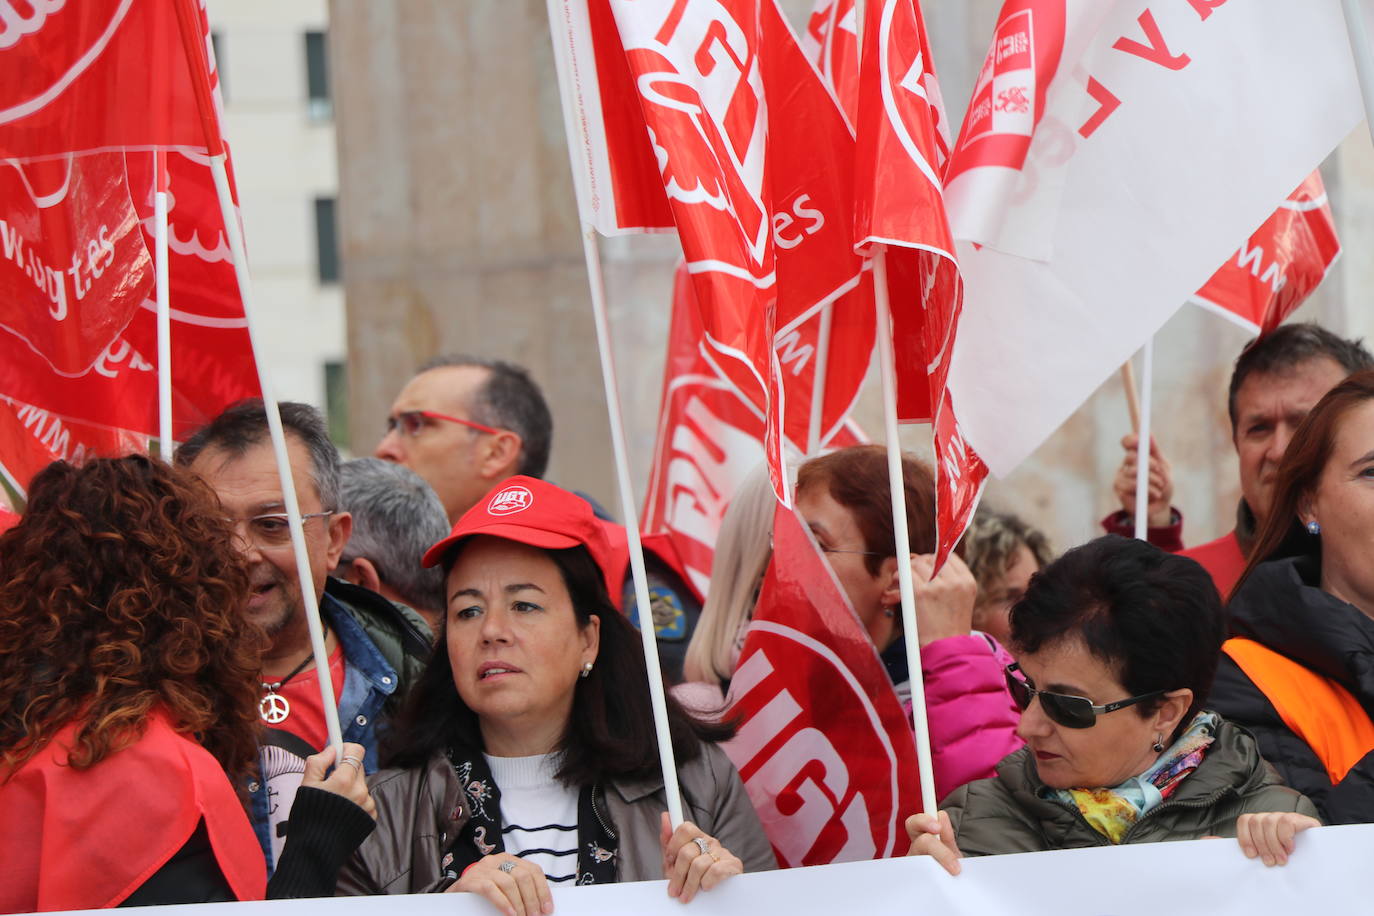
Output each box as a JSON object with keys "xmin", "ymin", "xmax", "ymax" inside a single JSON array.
[{"xmin": 907, "ymin": 535, "xmax": 1320, "ymax": 872}]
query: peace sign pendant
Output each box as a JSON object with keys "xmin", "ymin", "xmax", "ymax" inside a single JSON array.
[{"xmin": 259, "ymin": 690, "xmax": 290, "ymax": 724}]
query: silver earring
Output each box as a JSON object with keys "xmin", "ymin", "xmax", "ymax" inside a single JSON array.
[
  {"xmin": 580, "ymin": 661, "xmax": 593, "ymax": 679},
  {"xmin": 1152, "ymin": 734, "xmax": 1165, "ymax": 753},
  {"xmin": 1307, "ymin": 520, "xmax": 1322, "ymax": 536}
]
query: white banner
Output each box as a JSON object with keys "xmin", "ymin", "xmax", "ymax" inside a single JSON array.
[
  {"xmin": 43, "ymin": 824, "xmax": 1374, "ymax": 916},
  {"xmin": 945, "ymin": 0, "xmax": 1370, "ymax": 476}
]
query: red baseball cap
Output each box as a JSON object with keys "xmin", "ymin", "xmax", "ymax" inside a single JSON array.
[{"xmin": 422, "ymin": 476, "xmax": 614, "ymax": 570}]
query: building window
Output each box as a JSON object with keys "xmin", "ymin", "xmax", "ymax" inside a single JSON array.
[
  {"xmin": 324, "ymin": 361, "xmax": 349, "ymax": 447},
  {"xmin": 211, "ymin": 31, "xmax": 226, "ymax": 101},
  {"xmin": 305, "ymin": 30, "xmax": 332, "ymax": 121},
  {"xmin": 314, "ymin": 197, "xmax": 340, "ymax": 284}
]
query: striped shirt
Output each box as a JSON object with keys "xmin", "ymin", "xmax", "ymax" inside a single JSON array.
[{"xmin": 484, "ymin": 752, "xmax": 580, "ymax": 884}]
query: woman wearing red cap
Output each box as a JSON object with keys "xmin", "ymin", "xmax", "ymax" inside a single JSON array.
[{"xmin": 337, "ymin": 476, "xmax": 775, "ymax": 911}]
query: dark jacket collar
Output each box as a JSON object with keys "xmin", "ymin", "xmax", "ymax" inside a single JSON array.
[{"xmin": 1228, "ymin": 556, "xmax": 1374, "ymax": 702}]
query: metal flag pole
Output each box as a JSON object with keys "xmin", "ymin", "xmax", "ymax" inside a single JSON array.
[
  {"xmin": 154, "ymin": 149, "xmax": 173, "ymax": 459},
  {"xmin": 873, "ymin": 246, "xmax": 939, "ymax": 816},
  {"xmin": 172, "ymin": 0, "xmax": 342, "ymax": 752}
]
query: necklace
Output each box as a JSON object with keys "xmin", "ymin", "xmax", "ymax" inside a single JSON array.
[{"xmin": 258, "ymin": 633, "xmax": 326, "ymax": 725}]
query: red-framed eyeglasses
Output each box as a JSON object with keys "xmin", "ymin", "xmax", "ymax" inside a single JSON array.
[{"xmin": 385, "ymin": 409, "xmax": 505, "ymax": 438}]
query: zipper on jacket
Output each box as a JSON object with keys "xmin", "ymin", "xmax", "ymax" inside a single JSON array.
[
  {"xmin": 1119, "ymin": 786, "xmax": 1237, "ymax": 844},
  {"xmin": 590, "ymin": 783, "xmax": 617, "ymax": 840}
]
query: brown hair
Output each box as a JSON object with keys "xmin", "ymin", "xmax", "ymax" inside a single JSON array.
[
  {"xmin": 796, "ymin": 445, "xmax": 937, "ymax": 576},
  {"xmin": 0, "ymin": 456, "xmax": 263, "ymax": 785},
  {"xmin": 1238, "ymin": 369, "xmax": 1374, "ymax": 592}
]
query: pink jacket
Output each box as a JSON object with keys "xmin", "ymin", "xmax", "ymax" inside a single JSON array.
[{"xmin": 907, "ymin": 633, "xmax": 1023, "ymax": 803}]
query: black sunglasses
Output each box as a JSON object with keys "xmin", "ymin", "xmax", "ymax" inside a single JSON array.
[{"xmin": 1003, "ymin": 663, "xmax": 1166, "ymax": 729}]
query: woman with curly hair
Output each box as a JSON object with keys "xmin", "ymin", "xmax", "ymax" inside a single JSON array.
[{"xmin": 0, "ymin": 456, "xmax": 376, "ymax": 911}]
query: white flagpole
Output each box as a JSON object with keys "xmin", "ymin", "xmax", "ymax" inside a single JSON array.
[
  {"xmin": 873, "ymin": 246, "xmax": 939, "ymax": 816},
  {"xmin": 544, "ymin": 0, "xmax": 683, "ymax": 826},
  {"xmin": 154, "ymin": 150, "xmax": 173, "ymax": 460},
  {"xmin": 1133, "ymin": 338, "xmax": 1155, "ymax": 541},
  {"xmin": 174, "ymin": 0, "xmax": 342, "ymax": 754},
  {"xmin": 807, "ymin": 303, "xmax": 834, "ymax": 453},
  {"xmin": 1342, "ymin": 0, "xmax": 1374, "ymax": 146},
  {"xmin": 579, "ymin": 228, "xmax": 686, "ymax": 827},
  {"xmin": 207, "ymin": 155, "xmax": 343, "ymax": 754}
]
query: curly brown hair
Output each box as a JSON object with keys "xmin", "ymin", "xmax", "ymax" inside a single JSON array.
[{"xmin": 0, "ymin": 455, "xmax": 263, "ymax": 785}]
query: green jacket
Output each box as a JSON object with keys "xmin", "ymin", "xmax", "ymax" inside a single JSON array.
[
  {"xmin": 943, "ymin": 716, "xmax": 1319, "ymax": 855},
  {"xmin": 325, "ymin": 576, "xmax": 433, "ymax": 713}
]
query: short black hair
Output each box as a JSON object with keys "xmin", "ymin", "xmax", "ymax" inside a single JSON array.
[
  {"xmin": 382, "ymin": 543, "xmax": 732, "ymax": 785},
  {"xmin": 175, "ymin": 400, "xmax": 341, "ymax": 509},
  {"xmin": 420, "ymin": 355, "xmax": 553, "ymax": 479},
  {"xmin": 1010, "ymin": 536, "xmax": 1225, "ymax": 739},
  {"xmin": 1228, "ymin": 323, "xmax": 1374, "ymax": 431}
]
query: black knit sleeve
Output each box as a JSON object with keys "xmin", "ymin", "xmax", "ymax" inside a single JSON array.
[{"xmin": 268, "ymin": 787, "xmax": 377, "ymax": 899}]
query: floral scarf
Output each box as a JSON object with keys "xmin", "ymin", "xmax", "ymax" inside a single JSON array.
[
  {"xmin": 1048, "ymin": 711, "xmax": 1218, "ymax": 844},
  {"xmin": 439, "ymin": 748, "xmax": 620, "ymax": 887}
]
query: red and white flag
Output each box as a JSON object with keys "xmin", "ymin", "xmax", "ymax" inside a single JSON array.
[
  {"xmin": 724, "ymin": 501, "xmax": 919, "ymax": 866},
  {"xmin": 1192, "ymin": 171, "xmax": 1341, "ymax": 336},
  {"xmin": 852, "ymin": 0, "xmax": 986, "ymax": 564},
  {"xmin": 0, "ymin": 2, "xmax": 254, "ymax": 450},
  {"xmin": 643, "ymin": 265, "xmax": 864, "ymax": 596},
  {"xmin": 800, "ymin": 0, "xmax": 859, "ymax": 125},
  {"xmin": 0, "ymin": 394, "xmax": 145, "ymax": 498},
  {"xmin": 551, "ymin": 0, "xmax": 876, "ymax": 499},
  {"xmin": 944, "ymin": 0, "xmax": 1369, "ymax": 475},
  {"xmin": 0, "ymin": 0, "xmax": 225, "ymax": 160}
]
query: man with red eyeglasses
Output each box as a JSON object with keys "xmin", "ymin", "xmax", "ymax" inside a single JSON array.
[{"xmin": 375, "ymin": 356, "xmax": 552, "ymax": 524}]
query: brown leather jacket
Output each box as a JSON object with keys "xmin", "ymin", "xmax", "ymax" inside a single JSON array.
[{"xmin": 335, "ymin": 743, "xmax": 776, "ymax": 894}]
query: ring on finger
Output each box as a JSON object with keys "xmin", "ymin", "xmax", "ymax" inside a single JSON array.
[
  {"xmin": 499, "ymin": 861, "xmax": 516, "ymax": 873},
  {"xmin": 341, "ymin": 755, "xmax": 363, "ymax": 771},
  {"xmin": 693, "ymin": 836, "xmax": 718, "ymax": 861}
]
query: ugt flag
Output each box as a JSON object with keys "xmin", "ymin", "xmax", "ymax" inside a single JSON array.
[
  {"xmin": 1192, "ymin": 170, "xmax": 1341, "ymax": 335},
  {"xmin": 725, "ymin": 501, "xmax": 919, "ymax": 867},
  {"xmin": 852, "ymin": 0, "xmax": 986, "ymax": 564}
]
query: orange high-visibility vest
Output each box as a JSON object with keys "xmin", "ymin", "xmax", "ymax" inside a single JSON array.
[{"xmin": 1223, "ymin": 638, "xmax": 1374, "ymax": 784}]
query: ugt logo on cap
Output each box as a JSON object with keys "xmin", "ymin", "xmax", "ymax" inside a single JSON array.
[{"xmin": 488, "ymin": 485, "xmax": 533, "ymax": 516}]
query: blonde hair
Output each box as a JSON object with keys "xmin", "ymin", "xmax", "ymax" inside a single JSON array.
[{"xmin": 682, "ymin": 465, "xmax": 776, "ymax": 687}]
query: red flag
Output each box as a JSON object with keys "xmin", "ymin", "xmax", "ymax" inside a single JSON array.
[
  {"xmin": 800, "ymin": 0, "xmax": 860, "ymax": 125},
  {"xmin": 853, "ymin": 0, "xmax": 987, "ymax": 564},
  {"xmin": 724, "ymin": 501, "xmax": 918, "ymax": 866},
  {"xmin": 1193, "ymin": 171, "xmax": 1340, "ymax": 335},
  {"xmin": 0, "ymin": 395, "xmax": 145, "ymax": 497},
  {"xmin": 0, "ymin": 0, "xmax": 225, "ymax": 159},
  {"xmin": 0, "ymin": 153, "xmax": 152, "ymax": 375},
  {"xmin": 643, "ymin": 265, "xmax": 864, "ymax": 595}
]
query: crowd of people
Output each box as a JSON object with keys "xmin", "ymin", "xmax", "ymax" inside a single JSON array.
[{"xmin": 3, "ymin": 322, "xmax": 1374, "ymax": 911}]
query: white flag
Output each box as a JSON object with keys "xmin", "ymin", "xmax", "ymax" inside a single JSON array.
[{"xmin": 945, "ymin": 0, "xmax": 1369, "ymax": 475}]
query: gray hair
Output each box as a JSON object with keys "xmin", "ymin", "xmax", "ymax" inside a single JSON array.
[
  {"xmin": 419, "ymin": 355, "xmax": 553, "ymax": 479},
  {"xmin": 175, "ymin": 400, "xmax": 340, "ymax": 509},
  {"xmin": 337, "ymin": 458, "xmax": 450, "ymax": 614},
  {"xmin": 962, "ymin": 508, "xmax": 1053, "ymax": 602}
]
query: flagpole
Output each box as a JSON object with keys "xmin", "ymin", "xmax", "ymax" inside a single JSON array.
[
  {"xmin": 173, "ymin": 0, "xmax": 343, "ymax": 753},
  {"xmin": 580, "ymin": 227, "xmax": 686, "ymax": 827},
  {"xmin": 154, "ymin": 150, "xmax": 173, "ymax": 460},
  {"xmin": 807, "ymin": 303, "xmax": 835, "ymax": 453},
  {"xmin": 1133, "ymin": 338, "xmax": 1154, "ymax": 541},
  {"xmin": 1342, "ymin": 0, "xmax": 1374, "ymax": 146},
  {"xmin": 873, "ymin": 246, "xmax": 939, "ymax": 816}
]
